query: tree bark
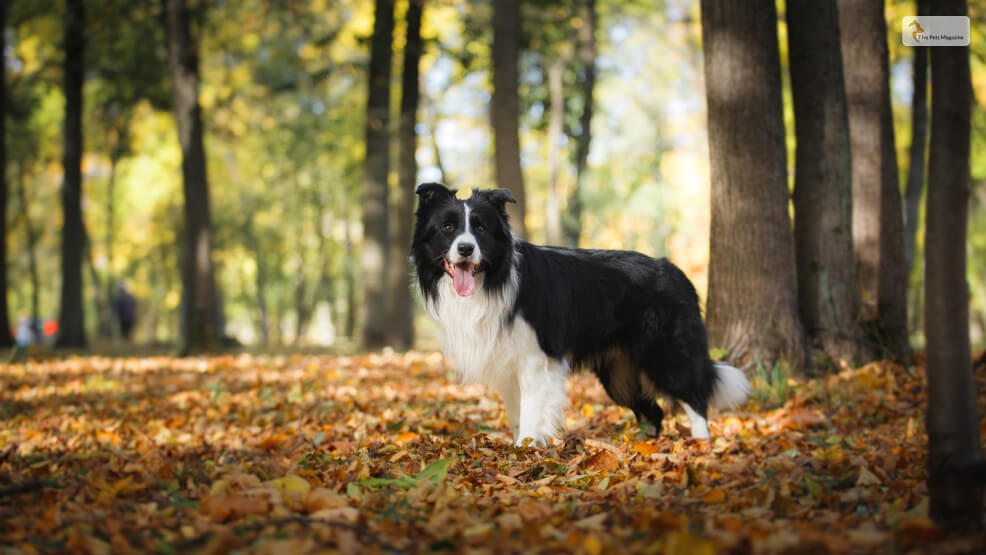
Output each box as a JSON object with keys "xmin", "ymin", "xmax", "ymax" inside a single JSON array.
[
  {"xmin": 787, "ymin": 0, "xmax": 863, "ymax": 364},
  {"xmin": 360, "ymin": 0, "xmax": 395, "ymax": 349},
  {"xmin": 55, "ymin": 0, "xmax": 87, "ymax": 349},
  {"xmin": 924, "ymin": 0, "xmax": 981, "ymax": 531},
  {"xmin": 904, "ymin": 0, "xmax": 929, "ymax": 272},
  {"xmin": 545, "ymin": 55, "xmax": 566, "ymax": 247},
  {"xmin": 165, "ymin": 0, "xmax": 221, "ymax": 353},
  {"xmin": 0, "ymin": 0, "xmax": 13, "ymax": 347},
  {"xmin": 700, "ymin": 0, "xmax": 805, "ymax": 366},
  {"xmin": 492, "ymin": 0, "xmax": 527, "ymax": 237},
  {"xmin": 385, "ymin": 0, "xmax": 423, "ymax": 350},
  {"xmin": 563, "ymin": 0, "xmax": 596, "ymax": 249},
  {"xmin": 837, "ymin": 0, "xmax": 909, "ymax": 362}
]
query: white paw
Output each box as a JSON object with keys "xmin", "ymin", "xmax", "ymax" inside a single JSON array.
[{"xmin": 513, "ymin": 435, "xmax": 553, "ymax": 448}]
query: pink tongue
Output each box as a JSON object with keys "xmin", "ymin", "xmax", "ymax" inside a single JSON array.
[{"xmin": 452, "ymin": 266, "xmax": 475, "ymax": 297}]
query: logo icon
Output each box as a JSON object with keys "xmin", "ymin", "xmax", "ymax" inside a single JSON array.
[{"xmin": 908, "ymin": 19, "xmax": 924, "ymax": 42}]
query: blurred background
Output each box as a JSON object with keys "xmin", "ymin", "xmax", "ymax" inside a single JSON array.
[{"xmin": 2, "ymin": 0, "xmax": 985, "ymax": 352}]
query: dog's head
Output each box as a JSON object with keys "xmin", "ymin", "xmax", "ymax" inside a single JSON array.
[{"xmin": 411, "ymin": 183, "xmax": 517, "ymax": 298}]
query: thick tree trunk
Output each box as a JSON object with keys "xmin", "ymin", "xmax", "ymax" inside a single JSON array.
[
  {"xmin": 165, "ymin": 0, "xmax": 221, "ymax": 353},
  {"xmin": 385, "ymin": 0, "xmax": 423, "ymax": 350},
  {"xmin": 56, "ymin": 0, "xmax": 87, "ymax": 349},
  {"xmin": 0, "ymin": 0, "xmax": 13, "ymax": 348},
  {"xmin": 360, "ymin": 0, "xmax": 394, "ymax": 349},
  {"xmin": 492, "ymin": 0, "xmax": 527, "ymax": 237},
  {"xmin": 545, "ymin": 55, "xmax": 565, "ymax": 246},
  {"xmin": 837, "ymin": 0, "xmax": 909, "ymax": 362},
  {"xmin": 924, "ymin": 0, "xmax": 981, "ymax": 531},
  {"xmin": 787, "ymin": 0, "xmax": 863, "ymax": 364},
  {"xmin": 700, "ymin": 0, "xmax": 805, "ymax": 366},
  {"xmin": 563, "ymin": 0, "xmax": 596, "ymax": 249}
]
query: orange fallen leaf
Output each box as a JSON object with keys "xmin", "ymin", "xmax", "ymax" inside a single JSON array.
[
  {"xmin": 303, "ymin": 488, "xmax": 348, "ymax": 512},
  {"xmin": 586, "ymin": 450, "xmax": 619, "ymax": 472},
  {"xmin": 517, "ymin": 500, "xmax": 552, "ymax": 522},
  {"xmin": 205, "ymin": 494, "xmax": 269, "ymax": 522},
  {"xmin": 701, "ymin": 488, "xmax": 726, "ymax": 503},
  {"xmin": 395, "ymin": 431, "xmax": 420, "ymax": 443},
  {"xmin": 633, "ymin": 441, "xmax": 659, "ymax": 456}
]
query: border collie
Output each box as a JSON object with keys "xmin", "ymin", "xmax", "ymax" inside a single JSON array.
[{"xmin": 411, "ymin": 183, "xmax": 750, "ymax": 446}]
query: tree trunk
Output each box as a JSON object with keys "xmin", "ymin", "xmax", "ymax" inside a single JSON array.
[
  {"xmin": 426, "ymin": 99, "xmax": 452, "ymax": 188},
  {"xmin": 15, "ymin": 165, "xmax": 41, "ymax": 343},
  {"xmin": 104, "ymin": 127, "xmax": 127, "ymax": 339},
  {"xmin": 254, "ymin": 249, "xmax": 269, "ymax": 346},
  {"xmin": 700, "ymin": 0, "xmax": 805, "ymax": 366},
  {"xmin": 545, "ymin": 55, "xmax": 566, "ymax": 246},
  {"xmin": 385, "ymin": 0, "xmax": 422, "ymax": 350},
  {"xmin": 83, "ymin": 231, "xmax": 113, "ymax": 339},
  {"xmin": 904, "ymin": 0, "xmax": 929, "ymax": 272},
  {"xmin": 492, "ymin": 0, "xmax": 527, "ymax": 237},
  {"xmin": 0, "ymin": 0, "xmax": 13, "ymax": 348},
  {"xmin": 837, "ymin": 0, "xmax": 909, "ymax": 362},
  {"xmin": 344, "ymin": 220, "xmax": 357, "ymax": 341},
  {"xmin": 787, "ymin": 0, "xmax": 863, "ymax": 364},
  {"xmin": 924, "ymin": 0, "xmax": 981, "ymax": 531},
  {"xmin": 55, "ymin": 0, "xmax": 87, "ymax": 349},
  {"xmin": 563, "ymin": 0, "xmax": 596, "ymax": 249},
  {"xmin": 165, "ymin": 0, "xmax": 221, "ymax": 353},
  {"xmin": 360, "ymin": 0, "xmax": 394, "ymax": 349}
]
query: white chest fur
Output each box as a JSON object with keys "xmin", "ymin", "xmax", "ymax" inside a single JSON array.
[{"xmin": 424, "ymin": 271, "xmax": 538, "ymax": 387}]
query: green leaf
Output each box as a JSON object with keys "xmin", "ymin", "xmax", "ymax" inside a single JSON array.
[{"xmin": 417, "ymin": 458, "xmax": 452, "ymax": 484}]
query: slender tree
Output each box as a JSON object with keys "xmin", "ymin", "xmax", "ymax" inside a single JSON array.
[
  {"xmin": 700, "ymin": 0, "xmax": 805, "ymax": 366},
  {"xmin": 360, "ymin": 0, "xmax": 395, "ymax": 349},
  {"xmin": 386, "ymin": 0, "xmax": 423, "ymax": 349},
  {"xmin": 55, "ymin": 0, "xmax": 86, "ymax": 349},
  {"xmin": 492, "ymin": 0, "xmax": 527, "ymax": 237},
  {"xmin": 563, "ymin": 0, "xmax": 596, "ymax": 248},
  {"xmin": 165, "ymin": 0, "xmax": 221, "ymax": 352},
  {"xmin": 837, "ymin": 0, "xmax": 909, "ymax": 361},
  {"xmin": 0, "ymin": 0, "xmax": 13, "ymax": 348},
  {"xmin": 924, "ymin": 0, "xmax": 981, "ymax": 530},
  {"xmin": 904, "ymin": 0, "xmax": 930, "ymax": 272},
  {"xmin": 787, "ymin": 0, "xmax": 862, "ymax": 363},
  {"xmin": 544, "ymin": 54, "xmax": 567, "ymax": 246},
  {"xmin": 14, "ymin": 165, "xmax": 40, "ymax": 343}
]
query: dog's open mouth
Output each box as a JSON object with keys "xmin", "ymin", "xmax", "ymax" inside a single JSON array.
[{"xmin": 444, "ymin": 258, "xmax": 479, "ymax": 297}]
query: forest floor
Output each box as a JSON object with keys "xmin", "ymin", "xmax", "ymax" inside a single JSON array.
[{"xmin": 1, "ymin": 350, "xmax": 985, "ymax": 554}]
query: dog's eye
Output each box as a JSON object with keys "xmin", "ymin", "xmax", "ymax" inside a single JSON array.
[
  {"xmin": 442, "ymin": 223, "xmax": 455, "ymax": 233},
  {"xmin": 475, "ymin": 224, "xmax": 486, "ymax": 233}
]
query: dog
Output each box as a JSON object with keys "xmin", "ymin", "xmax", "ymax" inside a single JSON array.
[{"xmin": 411, "ymin": 183, "xmax": 750, "ymax": 446}]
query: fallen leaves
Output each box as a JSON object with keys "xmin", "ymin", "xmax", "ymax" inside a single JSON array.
[
  {"xmin": 586, "ymin": 450, "xmax": 619, "ymax": 472},
  {"xmin": 0, "ymin": 352, "xmax": 983, "ymax": 553}
]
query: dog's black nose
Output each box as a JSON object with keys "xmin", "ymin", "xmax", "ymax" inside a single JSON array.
[{"xmin": 457, "ymin": 243, "xmax": 475, "ymax": 257}]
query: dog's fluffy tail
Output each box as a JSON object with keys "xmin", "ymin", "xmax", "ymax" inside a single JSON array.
[{"xmin": 709, "ymin": 362, "xmax": 751, "ymax": 410}]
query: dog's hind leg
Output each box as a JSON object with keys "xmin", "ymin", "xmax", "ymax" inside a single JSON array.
[{"xmin": 593, "ymin": 349, "xmax": 664, "ymax": 434}]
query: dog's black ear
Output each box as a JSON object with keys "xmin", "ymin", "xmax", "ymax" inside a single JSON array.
[
  {"xmin": 414, "ymin": 182, "xmax": 455, "ymax": 210},
  {"xmin": 476, "ymin": 188, "xmax": 517, "ymax": 214}
]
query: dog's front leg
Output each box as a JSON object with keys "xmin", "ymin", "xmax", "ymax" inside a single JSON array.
[
  {"xmin": 492, "ymin": 375, "xmax": 521, "ymax": 439},
  {"xmin": 515, "ymin": 356, "xmax": 568, "ymax": 447}
]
